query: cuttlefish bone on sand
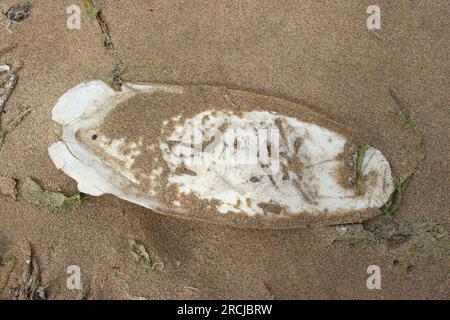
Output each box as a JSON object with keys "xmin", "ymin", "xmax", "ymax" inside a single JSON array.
[{"xmin": 48, "ymin": 80, "xmax": 394, "ymax": 228}]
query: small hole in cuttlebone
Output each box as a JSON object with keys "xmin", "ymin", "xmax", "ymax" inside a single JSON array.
[{"xmin": 91, "ymin": 134, "xmax": 98, "ymax": 140}]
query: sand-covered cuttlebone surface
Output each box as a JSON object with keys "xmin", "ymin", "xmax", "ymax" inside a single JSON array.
[
  {"xmin": 0, "ymin": 0, "xmax": 449, "ymax": 299},
  {"xmin": 49, "ymin": 80, "xmax": 394, "ymax": 228}
]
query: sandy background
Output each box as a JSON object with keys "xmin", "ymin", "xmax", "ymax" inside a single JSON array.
[{"xmin": 0, "ymin": 0, "xmax": 449, "ymax": 299}]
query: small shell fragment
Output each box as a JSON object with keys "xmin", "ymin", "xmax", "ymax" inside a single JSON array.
[
  {"xmin": 6, "ymin": 3, "xmax": 32, "ymax": 22},
  {"xmin": 0, "ymin": 65, "xmax": 11, "ymax": 73},
  {"xmin": 48, "ymin": 81, "xmax": 394, "ymax": 228}
]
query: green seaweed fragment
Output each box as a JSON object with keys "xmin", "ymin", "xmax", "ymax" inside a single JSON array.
[
  {"xmin": 129, "ymin": 239, "xmax": 164, "ymax": 271},
  {"xmin": 389, "ymin": 88, "xmax": 426, "ymax": 166},
  {"xmin": 20, "ymin": 177, "xmax": 86, "ymax": 213},
  {"xmin": 106, "ymin": 79, "xmax": 122, "ymax": 92},
  {"xmin": 331, "ymin": 89, "xmax": 449, "ymax": 279},
  {"xmin": 380, "ymin": 173, "xmax": 414, "ymax": 218},
  {"xmin": 83, "ymin": 0, "xmax": 113, "ymax": 50},
  {"xmin": 375, "ymin": 89, "xmax": 428, "ymax": 219}
]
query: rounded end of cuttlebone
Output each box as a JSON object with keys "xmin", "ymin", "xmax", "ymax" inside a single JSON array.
[
  {"xmin": 52, "ymin": 80, "xmax": 117, "ymax": 125},
  {"xmin": 48, "ymin": 142, "xmax": 105, "ymax": 196}
]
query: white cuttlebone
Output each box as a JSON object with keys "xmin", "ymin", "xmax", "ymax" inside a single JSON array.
[
  {"xmin": 48, "ymin": 80, "xmax": 394, "ymax": 219},
  {"xmin": 162, "ymin": 110, "xmax": 394, "ymax": 216},
  {"xmin": 48, "ymin": 80, "xmax": 186, "ymax": 214}
]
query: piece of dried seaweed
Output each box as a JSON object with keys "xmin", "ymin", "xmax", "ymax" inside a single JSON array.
[
  {"xmin": 129, "ymin": 239, "xmax": 164, "ymax": 271},
  {"xmin": 375, "ymin": 89, "xmax": 427, "ymax": 219},
  {"xmin": 11, "ymin": 243, "xmax": 48, "ymax": 300},
  {"xmin": 0, "ymin": 72, "xmax": 18, "ymax": 116},
  {"xmin": 83, "ymin": 0, "xmax": 113, "ymax": 50},
  {"xmin": 20, "ymin": 177, "xmax": 86, "ymax": 214},
  {"xmin": 380, "ymin": 174, "xmax": 414, "ymax": 218}
]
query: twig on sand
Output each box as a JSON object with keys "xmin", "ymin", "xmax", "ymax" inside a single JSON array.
[
  {"xmin": 0, "ymin": 12, "xmax": 13, "ymax": 33},
  {"xmin": 0, "ymin": 72, "xmax": 18, "ymax": 116},
  {"xmin": 11, "ymin": 242, "xmax": 49, "ymax": 300},
  {"xmin": 0, "ymin": 106, "xmax": 30, "ymax": 150}
]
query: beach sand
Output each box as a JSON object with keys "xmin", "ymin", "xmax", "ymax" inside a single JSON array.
[{"xmin": 0, "ymin": 0, "xmax": 448, "ymax": 299}]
